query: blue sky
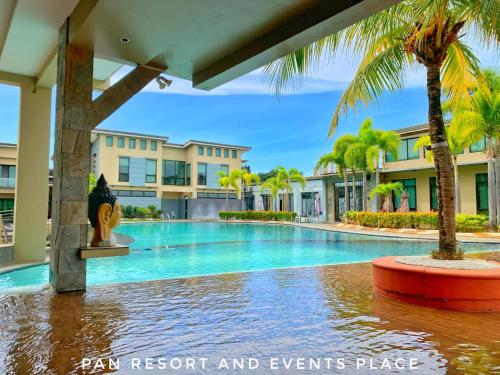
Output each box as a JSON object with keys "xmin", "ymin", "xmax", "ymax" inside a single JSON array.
[{"xmin": 0, "ymin": 41, "xmax": 497, "ymax": 175}]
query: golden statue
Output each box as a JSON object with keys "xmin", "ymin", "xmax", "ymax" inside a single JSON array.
[{"xmin": 88, "ymin": 174, "xmax": 122, "ymax": 247}]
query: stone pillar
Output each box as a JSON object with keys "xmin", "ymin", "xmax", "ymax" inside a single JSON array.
[
  {"xmin": 49, "ymin": 19, "xmax": 94, "ymax": 292},
  {"xmin": 13, "ymin": 87, "xmax": 51, "ymax": 262}
]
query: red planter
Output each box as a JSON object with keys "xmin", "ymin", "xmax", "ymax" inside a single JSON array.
[{"xmin": 372, "ymin": 256, "xmax": 500, "ymax": 312}]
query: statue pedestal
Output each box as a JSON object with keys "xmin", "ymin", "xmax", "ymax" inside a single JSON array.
[{"xmin": 79, "ymin": 245, "xmax": 129, "ymax": 259}]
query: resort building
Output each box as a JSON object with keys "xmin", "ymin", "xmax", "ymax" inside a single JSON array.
[{"xmin": 0, "ymin": 129, "xmax": 251, "ymax": 220}]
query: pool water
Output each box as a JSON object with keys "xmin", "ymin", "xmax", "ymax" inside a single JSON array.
[{"xmin": 0, "ymin": 222, "xmax": 497, "ymax": 291}]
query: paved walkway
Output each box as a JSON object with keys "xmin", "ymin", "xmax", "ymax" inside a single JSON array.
[{"xmin": 292, "ymin": 222, "xmax": 500, "ymax": 243}]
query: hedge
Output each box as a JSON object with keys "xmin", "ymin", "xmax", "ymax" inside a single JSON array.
[
  {"xmin": 343, "ymin": 211, "xmax": 489, "ymax": 232},
  {"xmin": 219, "ymin": 211, "xmax": 297, "ymax": 221}
]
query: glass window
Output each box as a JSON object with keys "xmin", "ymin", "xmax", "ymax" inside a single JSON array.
[
  {"xmin": 231, "ymin": 149, "xmax": 237, "ymax": 159},
  {"xmin": 470, "ymin": 137, "xmax": 487, "ymax": 153},
  {"xmin": 151, "ymin": 140, "xmax": 157, "ymax": 151},
  {"xmin": 224, "ymin": 149, "xmax": 229, "ymax": 158},
  {"xmin": 393, "ymin": 179, "xmax": 417, "ymax": 211},
  {"xmin": 207, "ymin": 147, "xmax": 212, "ymax": 156},
  {"xmin": 386, "ymin": 137, "xmax": 419, "ymax": 162},
  {"xmin": 0, "ymin": 165, "xmax": 16, "ymax": 188},
  {"xmin": 220, "ymin": 164, "xmax": 229, "ymax": 175},
  {"xmin": 476, "ymin": 173, "xmax": 488, "ymax": 214},
  {"xmin": 129, "ymin": 138, "xmax": 136, "ymax": 149},
  {"xmin": 119, "ymin": 157, "xmax": 129, "ymax": 182},
  {"xmin": 117, "ymin": 137, "xmax": 125, "ymax": 148},
  {"xmin": 162, "ymin": 160, "xmax": 185, "ymax": 185},
  {"xmin": 186, "ymin": 163, "xmax": 191, "ymax": 185},
  {"xmin": 140, "ymin": 139, "xmax": 147, "ymax": 150},
  {"xmin": 198, "ymin": 146, "xmax": 204, "ymax": 156},
  {"xmin": 105, "ymin": 136, "xmax": 113, "ymax": 147},
  {"xmin": 146, "ymin": 159, "xmax": 157, "ymax": 183},
  {"xmin": 0, "ymin": 198, "xmax": 14, "ymax": 211},
  {"xmin": 215, "ymin": 148, "xmax": 221, "ymax": 157},
  {"xmin": 198, "ymin": 163, "xmax": 207, "ymax": 185},
  {"xmin": 429, "ymin": 177, "xmax": 438, "ymax": 211}
]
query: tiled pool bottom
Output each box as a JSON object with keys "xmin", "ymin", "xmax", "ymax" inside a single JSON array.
[{"xmin": 1, "ymin": 262, "xmax": 499, "ymax": 374}]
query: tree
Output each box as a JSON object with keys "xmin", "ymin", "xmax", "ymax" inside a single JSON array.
[
  {"xmin": 345, "ymin": 142, "xmax": 369, "ymax": 212},
  {"xmin": 449, "ymin": 69, "xmax": 499, "ymax": 227},
  {"xmin": 276, "ymin": 166, "xmax": 306, "ymax": 211},
  {"xmin": 88, "ymin": 173, "xmax": 97, "ymax": 192},
  {"xmin": 264, "ymin": 0, "xmax": 499, "ymax": 259},
  {"xmin": 260, "ymin": 176, "xmax": 285, "ymax": 212},
  {"xmin": 370, "ymin": 182, "xmax": 404, "ymax": 212},
  {"xmin": 217, "ymin": 170, "xmax": 240, "ymax": 211},
  {"xmin": 236, "ymin": 168, "xmax": 260, "ymax": 211}
]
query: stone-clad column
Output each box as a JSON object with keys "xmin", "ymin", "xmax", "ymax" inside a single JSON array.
[{"xmin": 49, "ymin": 19, "xmax": 94, "ymax": 292}]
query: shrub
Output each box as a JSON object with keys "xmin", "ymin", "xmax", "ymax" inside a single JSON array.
[
  {"xmin": 219, "ymin": 211, "xmax": 297, "ymax": 221},
  {"xmin": 124, "ymin": 205, "xmax": 133, "ymax": 218},
  {"xmin": 343, "ymin": 211, "xmax": 488, "ymax": 232}
]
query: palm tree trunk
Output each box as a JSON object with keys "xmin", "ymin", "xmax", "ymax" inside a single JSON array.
[
  {"xmin": 495, "ymin": 135, "xmax": 500, "ymax": 226},
  {"xmin": 241, "ymin": 179, "xmax": 245, "ymax": 211},
  {"xmin": 426, "ymin": 65, "xmax": 457, "ymax": 257},
  {"xmin": 452, "ymin": 156, "xmax": 461, "ymax": 214},
  {"xmin": 351, "ymin": 169, "xmax": 357, "ymax": 211},
  {"xmin": 343, "ymin": 171, "xmax": 349, "ymax": 221},
  {"xmin": 226, "ymin": 188, "xmax": 229, "ymax": 211},
  {"xmin": 375, "ymin": 164, "xmax": 381, "ymax": 211},
  {"xmin": 487, "ymin": 135, "xmax": 497, "ymax": 229},
  {"xmin": 362, "ymin": 170, "xmax": 368, "ymax": 212}
]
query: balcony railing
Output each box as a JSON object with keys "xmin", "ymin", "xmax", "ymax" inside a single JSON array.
[{"xmin": 0, "ymin": 178, "xmax": 15, "ymax": 188}]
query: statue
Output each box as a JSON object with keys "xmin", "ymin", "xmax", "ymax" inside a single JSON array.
[{"xmin": 88, "ymin": 174, "xmax": 122, "ymax": 247}]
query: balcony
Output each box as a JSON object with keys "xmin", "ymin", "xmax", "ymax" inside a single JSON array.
[{"xmin": 0, "ymin": 178, "xmax": 15, "ymax": 188}]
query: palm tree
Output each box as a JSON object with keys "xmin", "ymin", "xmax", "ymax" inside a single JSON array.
[
  {"xmin": 264, "ymin": 0, "xmax": 498, "ymax": 259},
  {"xmin": 370, "ymin": 182, "xmax": 404, "ymax": 212},
  {"xmin": 449, "ymin": 69, "xmax": 499, "ymax": 226},
  {"xmin": 217, "ymin": 170, "xmax": 240, "ymax": 211},
  {"xmin": 236, "ymin": 168, "xmax": 260, "ymax": 211},
  {"xmin": 276, "ymin": 166, "xmax": 306, "ymax": 211},
  {"xmin": 345, "ymin": 142, "xmax": 369, "ymax": 211},
  {"xmin": 260, "ymin": 176, "xmax": 285, "ymax": 212},
  {"xmin": 415, "ymin": 124, "xmax": 476, "ymax": 214}
]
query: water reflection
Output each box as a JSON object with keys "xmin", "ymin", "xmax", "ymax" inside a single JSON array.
[{"xmin": 0, "ymin": 262, "xmax": 499, "ymax": 374}]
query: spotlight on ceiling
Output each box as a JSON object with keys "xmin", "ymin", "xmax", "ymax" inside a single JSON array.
[
  {"xmin": 119, "ymin": 36, "xmax": 130, "ymax": 43},
  {"xmin": 156, "ymin": 76, "xmax": 172, "ymax": 89}
]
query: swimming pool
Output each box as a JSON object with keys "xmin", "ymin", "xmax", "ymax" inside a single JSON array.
[{"xmin": 0, "ymin": 222, "xmax": 497, "ymax": 291}]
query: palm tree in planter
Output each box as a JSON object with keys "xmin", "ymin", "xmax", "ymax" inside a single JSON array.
[
  {"xmin": 236, "ymin": 168, "xmax": 260, "ymax": 211},
  {"xmin": 276, "ymin": 166, "xmax": 306, "ymax": 211},
  {"xmin": 260, "ymin": 176, "xmax": 285, "ymax": 212},
  {"xmin": 370, "ymin": 182, "xmax": 404, "ymax": 213},
  {"xmin": 217, "ymin": 170, "xmax": 241, "ymax": 211},
  {"xmin": 450, "ymin": 69, "xmax": 499, "ymax": 227},
  {"xmin": 265, "ymin": 0, "xmax": 499, "ymax": 259}
]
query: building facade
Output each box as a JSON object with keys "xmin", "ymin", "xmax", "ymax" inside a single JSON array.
[{"xmin": 0, "ymin": 143, "xmax": 16, "ymax": 212}]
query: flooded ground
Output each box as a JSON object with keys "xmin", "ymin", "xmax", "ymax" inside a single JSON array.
[{"xmin": 1, "ymin": 258, "xmax": 499, "ymax": 374}]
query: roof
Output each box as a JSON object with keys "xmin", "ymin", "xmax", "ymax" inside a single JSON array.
[
  {"xmin": 0, "ymin": 142, "xmax": 17, "ymax": 148},
  {"xmin": 0, "ymin": 0, "xmax": 399, "ymax": 90},
  {"xmin": 394, "ymin": 120, "xmax": 451, "ymax": 135},
  {"xmin": 183, "ymin": 140, "xmax": 251, "ymax": 151},
  {"xmin": 92, "ymin": 128, "xmax": 169, "ymax": 141}
]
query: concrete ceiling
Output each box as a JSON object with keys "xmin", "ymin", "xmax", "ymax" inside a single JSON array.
[{"xmin": 0, "ymin": 0, "xmax": 399, "ymax": 90}]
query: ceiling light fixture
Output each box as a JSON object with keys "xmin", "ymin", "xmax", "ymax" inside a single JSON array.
[
  {"xmin": 119, "ymin": 37, "xmax": 130, "ymax": 43},
  {"xmin": 156, "ymin": 76, "xmax": 172, "ymax": 89}
]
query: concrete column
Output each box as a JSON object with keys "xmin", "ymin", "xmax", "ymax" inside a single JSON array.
[
  {"xmin": 49, "ymin": 19, "xmax": 94, "ymax": 292},
  {"xmin": 13, "ymin": 87, "xmax": 51, "ymax": 262}
]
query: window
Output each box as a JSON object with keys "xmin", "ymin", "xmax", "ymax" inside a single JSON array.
[
  {"xmin": 151, "ymin": 140, "xmax": 157, "ymax": 151},
  {"xmin": 198, "ymin": 146, "xmax": 204, "ymax": 156},
  {"xmin": 476, "ymin": 173, "xmax": 488, "ymax": 214},
  {"xmin": 220, "ymin": 164, "xmax": 229, "ymax": 175},
  {"xmin": 470, "ymin": 137, "xmax": 487, "ymax": 153},
  {"xmin": 117, "ymin": 137, "xmax": 125, "ymax": 148},
  {"xmin": 224, "ymin": 149, "xmax": 229, "ymax": 158},
  {"xmin": 105, "ymin": 136, "xmax": 113, "ymax": 147},
  {"xmin": 215, "ymin": 148, "xmax": 221, "ymax": 157},
  {"xmin": 231, "ymin": 149, "xmax": 237, "ymax": 159},
  {"xmin": 0, "ymin": 165, "xmax": 15, "ymax": 188},
  {"xmin": 386, "ymin": 137, "xmax": 419, "ymax": 161},
  {"xmin": 197, "ymin": 192, "xmax": 237, "ymax": 199},
  {"xmin": 162, "ymin": 160, "xmax": 185, "ymax": 185},
  {"xmin": 393, "ymin": 179, "xmax": 417, "ymax": 211},
  {"xmin": 301, "ymin": 192, "xmax": 318, "ymax": 215},
  {"xmin": 129, "ymin": 138, "xmax": 136, "ymax": 149},
  {"xmin": 140, "ymin": 139, "xmax": 147, "ymax": 150},
  {"xmin": 207, "ymin": 147, "xmax": 213, "ymax": 156},
  {"xmin": 198, "ymin": 163, "xmax": 207, "ymax": 185},
  {"xmin": 146, "ymin": 159, "xmax": 157, "ymax": 183},
  {"xmin": 119, "ymin": 157, "xmax": 129, "ymax": 182},
  {"xmin": 0, "ymin": 198, "xmax": 14, "ymax": 211},
  {"xmin": 113, "ymin": 190, "xmax": 156, "ymax": 197},
  {"xmin": 186, "ymin": 164, "xmax": 191, "ymax": 185},
  {"xmin": 429, "ymin": 177, "xmax": 438, "ymax": 211}
]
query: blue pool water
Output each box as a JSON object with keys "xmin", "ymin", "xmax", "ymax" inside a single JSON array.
[{"xmin": 0, "ymin": 223, "xmax": 497, "ymax": 291}]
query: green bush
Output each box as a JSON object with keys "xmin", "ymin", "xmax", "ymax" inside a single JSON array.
[
  {"xmin": 124, "ymin": 205, "xmax": 133, "ymax": 218},
  {"xmin": 343, "ymin": 211, "xmax": 489, "ymax": 232},
  {"xmin": 219, "ymin": 211, "xmax": 297, "ymax": 221}
]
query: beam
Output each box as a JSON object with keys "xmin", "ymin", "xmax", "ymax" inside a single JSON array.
[
  {"xmin": 90, "ymin": 63, "xmax": 164, "ymax": 128},
  {"xmin": 193, "ymin": 0, "xmax": 399, "ymax": 90},
  {"xmin": 0, "ymin": 70, "xmax": 34, "ymax": 88}
]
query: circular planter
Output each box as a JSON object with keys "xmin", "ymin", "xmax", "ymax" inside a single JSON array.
[{"xmin": 372, "ymin": 256, "xmax": 500, "ymax": 312}]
